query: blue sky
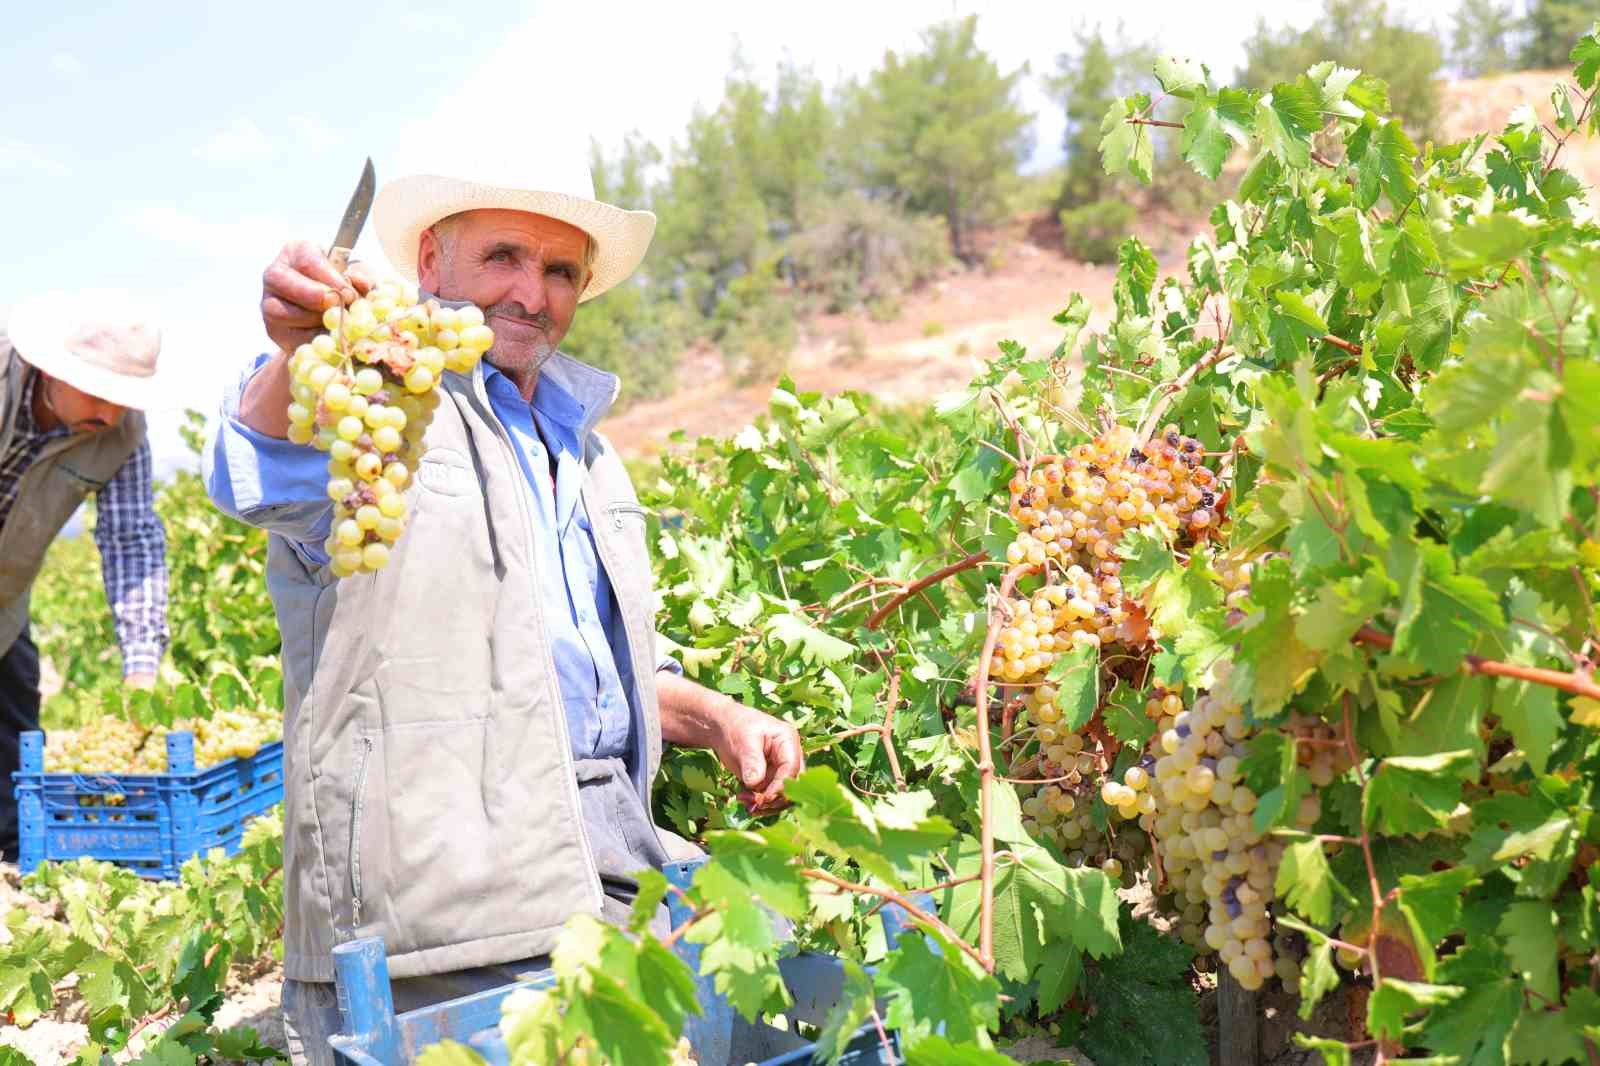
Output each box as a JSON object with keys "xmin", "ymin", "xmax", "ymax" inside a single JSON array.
[{"xmin": 3, "ymin": 0, "xmax": 1445, "ymax": 473}]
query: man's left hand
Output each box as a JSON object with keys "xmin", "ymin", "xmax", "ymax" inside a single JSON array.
[
  {"xmin": 712, "ymin": 706, "xmax": 804, "ymax": 815},
  {"xmin": 125, "ymin": 672, "xmax": 157, "ymax": 690}
]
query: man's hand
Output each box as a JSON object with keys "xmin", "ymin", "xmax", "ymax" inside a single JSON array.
[
  {"xmin": 656, "ymin": 672, "xmax": 804, "ymax": 815},
  {"xmin": 124, "ymin": 672, "xmax": 157, "ymax": 691},
  {"xmin": 711, "ymin": 705, "xmax": 805, "ymax": 815},
  {"xmin": 261, "ymin": 241, "xmax": 374, "ymax": 353}
]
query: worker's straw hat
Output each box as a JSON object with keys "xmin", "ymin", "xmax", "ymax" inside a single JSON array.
[{"xmin": 7, "ymin": 290, "xmax": 170, "ymax": 410}]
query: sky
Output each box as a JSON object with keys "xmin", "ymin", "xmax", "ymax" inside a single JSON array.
[{"xmin": 1, "ymin": 0, "xmax": 1452, "ymax": 475}]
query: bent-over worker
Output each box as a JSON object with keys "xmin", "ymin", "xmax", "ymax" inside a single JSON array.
[{"xmin": 0, "ymin": 294, "xmax": 170, "ymax": 862}]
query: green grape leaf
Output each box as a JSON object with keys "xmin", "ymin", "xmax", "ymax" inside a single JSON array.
[
  {"xmin": 879, "ymin": 930, "xmax": 1001, "ymax": 1048},
  {"xmin": 1181, "ymin": 99, "xmax": 1233, "ymax": 180},
  {"xmin": 1396, "ymin": 866, "xmax": 1477, "ymax": 979},
  {"xmin": 1494, "ymin": 679, "xmax": 1561, "ymax": 776},
  {"xmin": 1076, "ymin": 915, "xmax": 1207, "ymax": 1066},
  {"xmin": 1498, "ymin": 901, "xmax": 1559, "ymax": 1003},
  {"xmin": 1368, "ymin": 979, "xmax": 1462, "ymax": 1042},
  {"xmin": 945, "ymin": 839, "xmax": 1121, "ymax": 983},
  {"xmin": 1256, "ymin": 82, "xmax": 1319, "ymax": 167},
  {"xmin": 1574, "ymin": 30, "xmax": 1600, "ymax": 90},
  {"xmin": 415, "ymin": 1041, "xmax": 489, "ymax": 1066},
  {"xmin": 1100, "ymin": 95, "xmax": 1155, "ymax": 183},
  {"xmin": 767, "ymin": 612, "xmax": 854, "ymax": 666},
  {"xmin": 1276, "ymin": 835, "xmax": 1346, "ymax": 926},
  {"xmin": 1047, "ymin": 646, "xmax": 1098, "ymax": 732},
  {"xmin": 1392, "ymin": 541, "xmax": 1504, "ymax": 677},
  {"xmin": 1103, "ymin": 681, "xmax": 1157, "ymax": 749},
  {"xmin": 1365, "ymin": 750, "xmax": 1477, "ymax": 835},
  {"xmin": 1153, "ymin": 55, "xmax": 1207, "ymax": 97},
  {"xmin": 1444, "ymin": 209, "xmax": 1545, "ymax": 275},
  {"xmin": 702, "ymin": 829, "xmax": 808, "ymax": 919}
]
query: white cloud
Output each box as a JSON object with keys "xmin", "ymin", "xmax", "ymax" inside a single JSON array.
[
  {"xmin": 125, "ymin": 205, "xmax": 303, "ymax": 262},
  {"xmin": 49, "ymin": 52, "xmax": 85, "ymax": 79},
  {"xmin": 194, "ymin": 117, "xmax": 274, "ymax": 165},
  {"xmin": 0, "ymin": 137, "xmax": 69, "ymax": 176}
]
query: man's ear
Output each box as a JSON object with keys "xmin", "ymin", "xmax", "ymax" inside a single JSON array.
[{"xmin": 417, "ymin": 227, "xmax": 442, "ymax": 293}]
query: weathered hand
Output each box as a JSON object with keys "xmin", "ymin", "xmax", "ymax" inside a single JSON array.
[
  {"xmin": 260, "ymin": 240, "xmax": 375, "ymax": 353},
  {"xmin": 712, "ymin": 704, "xmax": 804, "ymax": 815}
]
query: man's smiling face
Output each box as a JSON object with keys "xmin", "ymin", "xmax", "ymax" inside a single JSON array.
[{"xmin": 416, "ymin": 208, "xmax": 592, "ymax": 391}]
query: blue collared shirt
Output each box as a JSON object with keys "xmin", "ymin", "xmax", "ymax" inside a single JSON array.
[{"xmin": 203, "ymin": 351, "xmax": 653, "ymax": 760}]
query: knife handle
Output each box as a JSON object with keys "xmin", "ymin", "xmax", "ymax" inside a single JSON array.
[{"xmin": 328, "ymin": 246, "xmax": 353, "ymax": 274}]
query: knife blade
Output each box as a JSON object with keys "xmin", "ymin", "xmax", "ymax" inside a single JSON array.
[{"xmin": 327, "ymin": 157, "xmax": 376, "ymax": 273}]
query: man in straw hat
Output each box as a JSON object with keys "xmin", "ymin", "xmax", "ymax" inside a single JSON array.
[
  {"xmin": 0, "ymin": 293, "xmax": 171, "ymax": 861},
  {"xmin": 203, "ymin": 146, "xmax": 804, "ymax": 1063}
]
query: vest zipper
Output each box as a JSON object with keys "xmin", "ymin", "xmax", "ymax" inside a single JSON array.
[
  {"xmin": 467, "ymin": 371, "xmax": 605, "ymax": 913},
  {"xmin": 605, "ymin": 502, "xmax": 651, "ymax": 532},
  {"xmin": 349, "ymin": 734, "xmax": 374, "ymax": 927}
]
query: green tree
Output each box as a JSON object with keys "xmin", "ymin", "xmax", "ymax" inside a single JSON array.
[
  {"xmin": 843, "ymin": 15, "xmax": 1032, "ymax": 263},
  {"xmin": 561, "ymin": 134, "xmax": 693, "ymax": 407},
  {"xmin": 1239, "ymin": 0, "xmax": 1444, "ymax": 138},
  {"xmin": 1522, "ymin": 0, "xmax": 1600, "ymax": 67},
  {"xmin": 1451, "ymin": 0, "xmax": 1520, "ymax": 75},
  {"xmin": 1048, "ymin": 23, "xmax": 1156, "ymax": 208}
]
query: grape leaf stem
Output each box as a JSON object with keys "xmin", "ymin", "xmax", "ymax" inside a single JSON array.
[
  {"xmin": 799, "ymin": 868, "xmax": 985, "ymax": 969},
  {"xmin": 1353, "ymin": 625, "xmax": 1600, "ymax": 699},
  {"xmin": 866, "ymin": 552, "xmax": 991, "ymax": 630},
  {"xmin": 972, "ymin": 564, "xmax": 1039, "ymax": 972}
]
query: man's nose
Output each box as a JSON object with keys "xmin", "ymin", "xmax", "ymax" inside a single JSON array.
[{"xmin": 505, "ymin": 265, "xmax": 548, "ymax": 316}]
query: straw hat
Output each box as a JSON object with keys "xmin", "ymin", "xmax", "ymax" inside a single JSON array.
[
  {"xmin": 7, "ymin": 290, "xmax": 169, "ymax": 411},
  {"xmin": 374, "ymin": 140, "xmax": 656, "ymax": 303}
]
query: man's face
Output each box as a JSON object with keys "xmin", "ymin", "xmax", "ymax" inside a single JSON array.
[
  {"xmin": 416, "ymin": 209, "xmax": 590, "ymax": 384},
  {"xmin": 38, "ymin": 373, "xmax": 127, "ymax": 434}
]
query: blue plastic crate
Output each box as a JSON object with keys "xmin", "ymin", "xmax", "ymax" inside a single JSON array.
[
  {"xmin": 13, "ymin": 729, "xmax": 284, "ymax": 880},
  {"xmin": 329, "ymin": 859, "xmax": 920, "ymax": 1066}
]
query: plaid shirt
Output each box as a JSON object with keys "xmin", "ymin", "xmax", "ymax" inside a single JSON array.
[{"xmin": 1, "ymin": 369, "xmax": 168, "ymax": 676}]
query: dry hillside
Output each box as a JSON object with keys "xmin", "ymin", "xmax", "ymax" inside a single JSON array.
[{"xmin": 601, "ymin": 67, "xmax": 1596, "ymax": 461}]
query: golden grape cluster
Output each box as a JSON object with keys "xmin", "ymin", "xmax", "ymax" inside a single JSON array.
[
  {"xmin": 43, "ymin": 706, "xmax": 281, "ymax": 774},
  {"xmin": 285, "ymin": 281, "xmax": 494, "ymax": 577},
  {"xmin": 994, "ymin": 425, "xmax": 1222, "ymax": 682}
]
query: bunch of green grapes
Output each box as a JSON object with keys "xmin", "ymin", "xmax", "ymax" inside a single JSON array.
[
  {"xmin": 44, "ymin": 718, "xmax": 145, "ymax": 774},
  {"xmin": 1129, "ymin": 673, "xmax": 1344, "ymax": 991},
  {"xmin": 285, "ymin": 281, "xmax": 495, "ymax": 577},
  {"xmin": 43, "ymin": 706, "xmax": 283, "ymax": 774},
  {"xmin": 994, "ymin": 424, "xmax": 1224, "ymax": 684}
]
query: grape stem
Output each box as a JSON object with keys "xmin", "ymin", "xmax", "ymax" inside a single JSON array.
[
  {"xmin": 1135, "ymin": 311, "xmax": 1233, "ymax": 443},
  {"xmin": 800, "ymin": 868, "xmax": 985, "ymax": 969},
  {"xmin": 972, "ymin": 564, "xmax": 1039, "ymax": 972},
  {"xmin": 1353, "ymin": 625, "xmax": 1600, "ymax": 700},
  {"xmin": 866, "ymin": 552, "xmax": 991, "ymax": 630}
]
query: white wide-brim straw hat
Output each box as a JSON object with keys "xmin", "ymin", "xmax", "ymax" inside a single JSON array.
[
  {"xmin": 374, "ymin": 139, "xmax": 656, "ymax": 304},
  {"xmin": 7, "ymin": 290, "xmax": 172, "ymax": 411}
]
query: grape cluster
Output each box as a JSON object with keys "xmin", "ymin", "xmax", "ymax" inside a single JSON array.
[
  {"xmin": 43, "ymin": 706, "xmax": 281, "ymax": 775},
  {"xmin": 285, "ymin": 282, "xmax": 494, "ymax": 577},
  {"xmin": 1126, "ymin": 676, "xmax": 1348, "ymax": 991},
  {"xmin": 994, "ymin": 425, "xmax": 1222, "ymax": 684}
]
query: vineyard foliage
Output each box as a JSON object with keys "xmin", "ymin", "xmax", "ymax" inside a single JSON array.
[{"xmin": 14, "ymin": 33, "xmax": 1600, "ymax": 1066}]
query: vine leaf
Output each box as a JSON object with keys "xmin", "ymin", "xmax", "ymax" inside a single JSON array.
[
  {"xmin": 1365, "ymin": 750, "xmax": 1476, "ymax": 835},
  {"xmin": 878, "ymin": 930, "xmax": 1002, "ymax": 1048}
]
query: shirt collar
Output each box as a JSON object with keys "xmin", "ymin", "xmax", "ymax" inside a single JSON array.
[{"xmin": 479, "ymin": 351, "xmax": 619, "ymax": 446}]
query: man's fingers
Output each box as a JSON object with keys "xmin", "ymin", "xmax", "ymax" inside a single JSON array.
[
  {"xmin": 758, "ymin": 727, "xmax": 805, "ymax": 793},
  {"xmin": 261, "ymin": 295, "xmax": 324, "ymax": 329},
  {"xmin": 264, "ymin": 260, "xmax": 342, "ymax": 316},
  {"xmin": 734, "ymin": 732, "xmax": 768, "ymax": 788},
  {"xmin": 287, "ymin": 241, "xmax": 358, "ymax": 299},
  {"xmin": 346, "ymin": 261, "xmax": 377, "ymax": 295}
]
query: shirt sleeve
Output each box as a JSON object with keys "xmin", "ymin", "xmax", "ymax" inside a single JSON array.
[
  {"xmin": 202, "ymin": 352, "xmax": 333, "ymax": 565},
  {"xmin": 93, "ymin": 440, "xmax": 169, "ymax": 677}
]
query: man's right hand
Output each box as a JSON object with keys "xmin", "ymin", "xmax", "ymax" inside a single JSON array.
[{"xmin": 260, "ymin": 241, "xmax": 375, "ymax": 353}]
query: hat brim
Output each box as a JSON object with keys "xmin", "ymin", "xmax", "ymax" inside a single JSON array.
[
  {"xmin": 374, "ymin": 176, "xmax": 656, "ymax": 303},
  {"xmin": 7, "ymin": 306, "xmax": 176, "ymax": 412}
]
